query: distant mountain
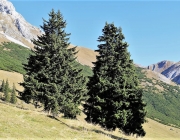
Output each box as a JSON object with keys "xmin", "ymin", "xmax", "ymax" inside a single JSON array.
[
  {"xmin": 0, "ymin": 0, "xmax": 41, "ymax": 48},
  {"xmin": 143, "ymin": 68, "xmax": 175, "ymax": 85},
  {"xmin": 147, "ymin": 60, "xmax": 180, "ymax": 84},
  {"xmin": 147, "ymin": 60, "xmax": 175, "ymax": 73},
  {"xmin": 161, "ymin": 61, "xmax": 180, "ymax": 84}
]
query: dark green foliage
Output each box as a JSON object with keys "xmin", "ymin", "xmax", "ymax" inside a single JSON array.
[
  {"xmin": 10, "ymin": 83, "xmax": 17, "ymax": 104},
  {"xmin": 21, "ymin": 9, "xmax": 87, "ymax": 118},
  {"xmin": 1, "ymin": 79, "xmax": 5, "ymax": 93},
  {"xmin": 136, "ymin": 67, "xmax": 180, "ymax": 128},
  {"xmin": 143, "ymin": 90, "xmax": 180, "ymax": 128},
  {"xmin": 0, "ymin": 42, "xmax": 31, "ymax": 74},
  {"xmin": 84, "ymin": 23, "xmax": 146, "ymax": 136},
  {"xmin": 4, "ymin": 79, "xmax": 10, "ymax": 102}
]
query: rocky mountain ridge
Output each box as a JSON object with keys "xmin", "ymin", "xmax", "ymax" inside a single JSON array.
[
  {"xmin": 0, "ymin": 0, "xmax": 41, "ymax": 48},
  {"xmin": 147, "ymin": 60, "xmax": 180, "ymax": 84},
  {"xmin": 147, "ymin": 60, "xmax": 175, "ymax": 73}
]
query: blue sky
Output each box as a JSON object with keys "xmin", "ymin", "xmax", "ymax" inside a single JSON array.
[{"xmin": 10, "ymin": 0, "xmax": 180, "ymax": 66}]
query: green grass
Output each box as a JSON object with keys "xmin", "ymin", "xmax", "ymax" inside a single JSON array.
[
  {"xmin": 1, "ymin": 41, "xmax": 180, "ymax": 131},
  {"xmin": 136, "ymin": 67, "xmax": 180, "ymax": 128},
  {"xmin": 0, "ymin": 42, "xmax": 93, "ymax": 77},
  {"xmin": 0, "ymin": 101, "xmax": 180, "ymax": 140},
  {"xmin": 0, "ymin": 102, "xmax": 133, "ymax": 140},
  {"xmin": 0, "ymin": 42, "xmax": 31, "ymax": 74}
]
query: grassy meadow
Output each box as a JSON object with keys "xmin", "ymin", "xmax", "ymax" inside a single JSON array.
[
  {"xmin": 0, "ymin": 42, "xmax": 180, "ymax": 139},
  {"xmin": 0, "ymin": 101, "xmax": 180, "ymax": 140}
]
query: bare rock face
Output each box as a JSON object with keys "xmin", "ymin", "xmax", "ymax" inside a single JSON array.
[
  {"xmin": 147, "ymin": 60, "xmax": 175, "ymax": 73},
  {"xmin": 0, "ymin": 0, "xmax": 41, "ymax": 48},
  {"xmin": 161, "ymin": 62, "xmax": 180, "ymax": 84},
  {"xmin": 147, "ymin": 60, "xmax": 180, "ymax": 85}
]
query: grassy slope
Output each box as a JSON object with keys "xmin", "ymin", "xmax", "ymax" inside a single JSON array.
[
  {"xmin": 136, "ymin": 67, "xmax": 180, "ymax": 128},
  {"xmin": 0, "ymin": 70, "xmax": 23, "ymax": 91},
  {"xmin": 0, "ymin": 42, "xmax": 93, "ymax": 76},
  {"xmin": 0, "ymin": 42, "xmax": 31, "ymax": 74},
  {"xmin": 0, "ymin": 41, "xmax": 180, "ymax": 139},
  {"xmin": 0, "ymin": 102, "xmax": 180, "ymax": 140}
]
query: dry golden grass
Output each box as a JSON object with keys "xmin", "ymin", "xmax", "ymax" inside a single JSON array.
[
  {"xmin": 138, "ymin": 119, "xmax": 180, "ymax": 140},
  {"xmin": 75, "ymin": 46, "xmax": 98, "ymax": 67},
  {"xmin": 140, "ymin": 69, "xmax": 178, "ymax": 93},
  {"xmin": 0, "ymin": 38, "xmax": 179, "ymax": 139},
  {"xmin": 143, "ymin": 69, "xmax": 176, "ymax": 86},
  {"xmin": 0, "ymin": 102, "xmax": 180, "ymax": 140},
  {"xmin": 68, "ymin": 45, "xmax": 98, "ymax": 67},
  {"xmin": 0, "ymin": 70, "xmax": 180, "ymax": 139},
  {"xmin": 0, "ymin": 70, "xmax": 24, "ymax": 91},
  {"xmin": 0, "ymin": 102, "xmax": 132, "ymax": 140}
]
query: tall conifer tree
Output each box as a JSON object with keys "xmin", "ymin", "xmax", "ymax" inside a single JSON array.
[
  {"xmin": 1, "ymin": 79, "xmax": 5, "ymax": 93},
  {"xmin": 10, "ymin": 83, "xmax": 17, "ymax": 104},
  {"xmin": 84, "ymin": 23, "xmax": 146, "ymax": 136},
  {"xmin": 21, "ymin": 9, "xmax": 87, "ymax": 118},
  {"xmin": 4, "ymin": 79, "xmax": 10, "ymax": 102}
]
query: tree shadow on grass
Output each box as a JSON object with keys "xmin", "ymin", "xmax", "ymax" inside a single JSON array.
[
  {"xmin": 47, "ymin": 115, "xmax": 82, "ymax": 131},
  {"xmin": 92, "ymin": 129, "xmax": 129, "ymax": 140},
  {"xmin": 47, "ymin": 115, "xmax": 129, "ymax": 140}
]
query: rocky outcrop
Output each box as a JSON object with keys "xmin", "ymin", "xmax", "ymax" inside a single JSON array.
[
  {"xmin": 161, "ymin": 62, "xmax": 180, "ymax": 84},
  {"xmin": 147, "ymin": 60, "xmax": 175, "ymax": 73},
  {"xmin": 147, "ymin": 60, "xmax": 180, "ymax": 85},
  {"xmin": 0, "ymin": 0, "xmax": 41, "ymax": 48}
]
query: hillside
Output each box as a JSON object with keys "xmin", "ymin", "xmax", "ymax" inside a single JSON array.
[
  {"xmin": 73, "ymin": 45, "xmax": 98, "ymax": 67},
  {"xmin": 0, "ymin": 102, "xmax": 180, "ymax": 140},
  {"xmin": 137, "ymin": 67, "xmax": 180, "ymax": 128},
  {"xmin": 1, "ymin": 42, "xmax": 180, "ymax": 139},
  {"xmin": 1, "ymin": 41, "xmax": 180, "ymax": 128},
  {"xmin": 0, "ymin": 0, "xmax": 41, "ymax": 48},
  {"xmin": 0, "ymin": 42, "xmax": 31, "ymax": 74},
  {"xmin": 0, "ymin": 42, "xmax": 93, "ymax": 76}
]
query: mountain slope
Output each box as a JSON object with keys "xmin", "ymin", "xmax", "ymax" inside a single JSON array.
[
  {"xmin": 147, "ymin": 60, "xmax": 180, "ymax": 85},
  {"xmin": 74, "ymin": 46, "xmax": 98, "ymax": 67},
  {"xmin": 147, "ymin": 60, "xmax": 174, "ymax": 73},
  {"xmin": 161, "ymin": 61, "xmax": 180, "ymax": 84},
  {"xmin": 137, "ymin": 67, "xmax": 180, "ymax": 128},
  {"xmin": 0, "ymin": 0, "xmax": 41, "ymax": 48},
  {"xmin": 0, "ymin": 42, "xmax": 93, "ymax": 77}
]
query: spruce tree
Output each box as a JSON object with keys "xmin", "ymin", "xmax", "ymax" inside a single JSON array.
[
  {"xmin": 4, "ymin": 79, "xmax": 10, "ymax": 102},
  {"xmin": 10, "ymin": 83, "xmax": 17, "ymax": 104},
  {"xmin": 21, "ymin": 9, "xmax": 87, "ymax": 118},
  {"xmin": 1, "ymin": 79, "xmax": 5, "ymax": 93},
  {"xmin": 84, "ymin": 23, "xmax": 146, "ymax": 136}
]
